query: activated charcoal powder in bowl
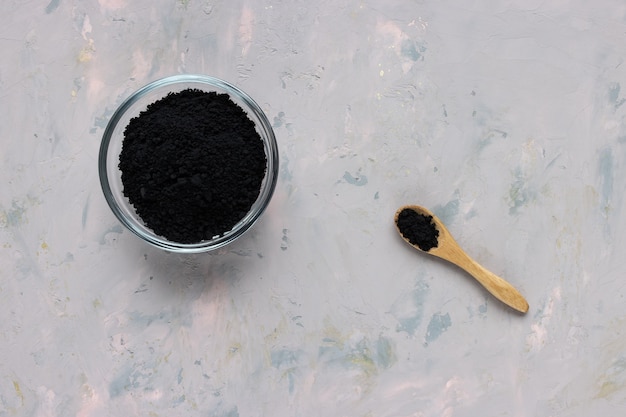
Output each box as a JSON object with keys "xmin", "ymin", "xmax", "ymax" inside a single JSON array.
[
  {"xmin": 98, "ymin": 75, "xmax": 279, "ymax": 253},
  {"xmin": 119, "ymin": 89, "xmax": 266, "ymax": 243}
]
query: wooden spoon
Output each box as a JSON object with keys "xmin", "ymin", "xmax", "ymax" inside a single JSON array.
[{"xmin": 394, "ymin": 205, "xmax": 529, "ymax": 314}]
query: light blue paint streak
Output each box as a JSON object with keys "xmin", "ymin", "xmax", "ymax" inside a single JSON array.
[
  {"xmin": 433, "ymin": 198, "xmax": 460, "ymax": 225},
  {"xmin": 608, "ymin": 82, "xmax": 625, "ymax": 108},
  {"xmin": 45, "ymin": 0, "xmax": 60, "ymax": 13},
  {"xmin": 343, "ymin": 171, "xmax": 368, "ymax": 186},
  {"xmin": 109, "ymin": 367, "xmax": 134, "ymax": 398},
  {"xmin": 425, "ymin": 312, "xmax": 452, "ymax": 343},
  {"xmin": 401, "ymin": 39, "xmax": 426, "ymax": 61},
  {"xmin": 213, "ymin": 405, "xmax": 241, "ymax": 417},
  {"xmin": 82, "ymin": 195, "xmax": 90, "ymax": 229},
  {"xmin": 478, "ymin": 303, "xmax": 488, "ymax": 314},
  {"xmin": 273, "ymin": 111, "xmax": 286, "ymax": 128},
  {"xmin": 126, "ymin": 310, "xmax": 179, "ymax": 328},
  {"xmin": 280, "ymin": 154, "xmax": 293, "ymax": 181},
  {"xmin": 270, "ymin": 349, "xmax": 302, "ymax": 394},
  {"xmin": 508, "ymin": 167, "xmax": 535, "ymax": 215},
  {"xmin": 604, "ymin": 355, "xmax": 626, "ymax": 385},
  {"xmin": 99, "ymin": 224, "xmax": 123, "ymax": 245},
  {"xmin": 4, "ymin": 202, "xmax": 26, "ymax": 227},
  {"xmin": 598, "ymin": 147, "xmax": 613, "ymax": 214},
  {"xmin": 223, "ymin": 407, "xmax": 240, "ymax": 417},
  {"xmin": 391, "ymin": 280, "xmax": 429, "ymax": 336},
  {"xmin": 270, "ymin": 349, "xmax": 301, "ymax": 368},
  {"xmin": 375, "ymin": 336, "xmax": 397, "ymax": 369},
  {"xmin": 94, "ymin": 108, "xmax": 114, "ymax": 129}
]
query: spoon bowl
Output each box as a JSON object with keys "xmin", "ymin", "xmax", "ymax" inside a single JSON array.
[{"xmin": 394, "ymin": 205, "xmax": 529, "ymax": 314}]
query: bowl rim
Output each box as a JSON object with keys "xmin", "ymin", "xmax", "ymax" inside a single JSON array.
[{"xmin": 98, "ymin": 74, "xmax": 279, "ymax": 253}]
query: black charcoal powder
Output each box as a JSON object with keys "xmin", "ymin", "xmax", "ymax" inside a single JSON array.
[
  {"xmin": 397, "ymin": 208, "xmax": 439, "ymax": 251},
  {"xmin": 118, "ymin": 88, "xmax": 267, "ymax": 243}
]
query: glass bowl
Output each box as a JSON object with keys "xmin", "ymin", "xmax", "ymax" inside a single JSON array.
[{"xmin": 98, "ymin": 74, "xmax": 279, "ymax": 253}]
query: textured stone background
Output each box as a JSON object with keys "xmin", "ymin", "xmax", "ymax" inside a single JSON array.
[{"xmin": 1, "ymin": 1, "xmax": 625, "ymax": 416}]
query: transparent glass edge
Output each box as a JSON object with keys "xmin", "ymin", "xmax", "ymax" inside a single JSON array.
[{"xmin": 98, "ymin": 74, "xmax": 279, "ymax": 253}]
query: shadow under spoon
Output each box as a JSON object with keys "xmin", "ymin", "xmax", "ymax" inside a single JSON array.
[{"xmin": 394, "ymin": 205, "xmax": 529, "ymax": 314}]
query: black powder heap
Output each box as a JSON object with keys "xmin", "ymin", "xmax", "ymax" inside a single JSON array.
[
  {"xmin": 397, "ymin": 208, "xmax": 439, "ymax": 251},
  {"xmin": 119, "ymin": 88, "xmax": 267, "ymax": 243}
]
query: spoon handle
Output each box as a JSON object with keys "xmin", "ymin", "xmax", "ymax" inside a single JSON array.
[{"xmin": 440, "ymin": 245, "xmax": 529, "ymax": 313}]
